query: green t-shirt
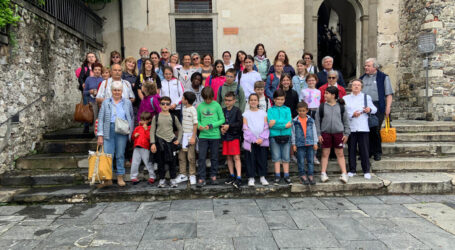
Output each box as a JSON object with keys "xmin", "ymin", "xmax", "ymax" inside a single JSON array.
[{"xmin": 197, "ymin": 101, "xmax": 225, "ymax": 139}]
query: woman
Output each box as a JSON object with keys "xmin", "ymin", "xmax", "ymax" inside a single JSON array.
[
  {"xmin": 254, "ymin": 43, "xmax": 271, "ymax": 81},
  {"xmin": 77, "ymin": 52, "xmax": 98, "ymax": 92},
  {"xmin": 234, "ymin": 50, "xmax": 247, "ymax": 72},
  {"xmin": 343, "ymin": 79, "xmax": 377, "ymax": 179},
  {"xmin": 201, "ymin": 54, "xmax": 213, "ymax": 82},
  {"xmin": 237, "ymin": 55, "xmax": 262, "ymax": 100},
  {"xmin": 222, "ymin": 51, "xmax": 234, "ymax": 70},
  {"xmin": 319, "ymin": 70, "xmax": 347, "ymax": 103},
  {"xmin": 97, "ymin": 81, "xmax": 135, "ymax": 188},
  {"xmin": 121, "ymin": 57, "xmax": 138, "ymax": 87},
  {"xmin": 175, "ymin": 54, "xmax": 200, "ymax": 91},
  {"xmin": 268, "ymin": 50, "xmax": 295, "ymax": 77},
  {"xmin": 191, "ymin": 52, "xmax": 202, "ymax": 71},
  {"xmin": 302, "ymin": 52, "xmax": 318, "ymax": 74},
  {"xmin": 265, "ymin": 60, "xmax": 284, "ymax": 99},
  {"xmin": 150, "ymin": 51, "xmax": 164, "ymax": 81},
  {"xmin": 169, "ymin": 52, "xmax": 182, "ymax": 71},
  {"xmin": 135, "ymin": 58, "xmax": 162, "ymax": 106},
  {"xmin": 205, "ymin": 60, "xmax": 226, "ymax": 100},
  {"xmin": 110, "ymin": 51, "xmax": 122, "ymax": 66}
]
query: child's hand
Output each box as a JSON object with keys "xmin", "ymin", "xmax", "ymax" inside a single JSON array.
[
  {"xmin": 292, "ymin": 145, "xmax": 297, "ymax": 152},
  {"xmin": 223, "ymin": 124, "xmax": 229, "ymax": 130},
  {"xmin": 142, "ymin": 123, "xmax": 148, "ymax": 130},
  {"xmin": 318, "ymin": 136, "xmax": 324, "ymax": 144},
  {"xmin": 285, "ymin": 122, "xmax": 292, "ymax": 128},
  {"xmin": 269, "ymin": 120, "xmax": 276, "ymax": 127},
  {"xmin": 342, "ymin": 136, "xmax": 348, "ymax": 144},
  {"xmin": 256, "ymin": 138, "xmax": 263, "ymax": 145},
  {"xmin": 134, "ymin": 133, "xmax": 140, "ymax": 138},
  {"xmin": 313, "ymin": 144, "xmax": 318, "ymax": 151},
  {"xmin": 189, "ymin": 137, "xmax": 196, "ymax": 145},
  {"xmin": 205, "ymin": 125, "xmax": 210, "ymax": 130},
  {"xmin": 173, "ymin": 140, "xmax": 179, "ymax": 145},
  {"xmin": 151, "ymin": 144, "xmax": 156, "ymax": 153},
  {"xmin": 170, "ymin": 104, "xmax": 177, "ymax": 110},
  {"xmin": 198, "ymin": 125, "xmax": 205, "ymax": 131}
]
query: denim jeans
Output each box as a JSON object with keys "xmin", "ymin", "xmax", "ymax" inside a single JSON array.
[
  {"xmin": 103, "ymin": 123, "xmax": 128, "ymax": 175},
  {"xmin": 197, "ymin": 138, "xmax": 220, "ymax": 180},
  {"xmin": 270, "ymin": 137, "xmax": 291, "ymax": 163},
  {"xmin": 296, "ymin": 146, "xmax": 315, "ymax": 176}
]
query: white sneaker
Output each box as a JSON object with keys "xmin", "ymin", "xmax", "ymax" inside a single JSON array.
[
  {"xmin": 260, "ymin": 176, "xmax": 269, "ymax": 186},
  {"xmin": 340, "ymin": 173, "xmax": 348, "ymax": 184},
  {"xmin": 153, "ymin": 163, "xmax": 158, "ymax": 171},
  {"xmin": 314, "ymin": 156, "xmax": 320, "ymax": 165},
  {"xmin": 364, "ymin": 173, "xmax": 371, "ymax": 180},
  {"xmin": 189, "ymin": 175, "xmax": 197, "ymax": 185},
  {"xmin": 248, "ymin": 177, "xmax": 255, "ymax": 186},
  {"xmin": 347, "ymin": 172, "xmax": 356, "ymax": 177},
  {"xmin": 170, "ymin": 178, "xmax": 178, "ymax": 188},
  {"xmin": 320, "ymin": 172, "xmax": 329, "ymax": 182},
  {"xmin": 158, "ymin": 179, "xmax": 166, "ymax": 188},
  {"xmin": 175, "ymin": 174, "xmax": 188, "ymax": 183}
]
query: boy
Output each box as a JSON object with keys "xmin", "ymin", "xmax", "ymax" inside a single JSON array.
[
  {"xmin": 196, "ymin": 87, "xmax": 225, "ymax": 187},
  {"xmin": 83, "ymin": 62, "xmax": 103, "ymax": 133},
  {"xmin": 221, "ymin": 92, "xmax": 243, "ymax": 188},
  {"xmin": 217, "ymin": 68, "xmax": 246, "ymax": 112},
  {"xmin": 130, "ymin": 112, "xmax": 155, "ymax": 185},
  {"xmin": 150, "ymin": 96, "xmax": 183, "ymax": 188},
  {"xmin": 176, "ymin": 92, "xmax": 198, "ymax": 185},
  {"xmin": 246, "ymin": 81, "xmax": 272, "ymax": 112},
  {"xmin": 291, "ymin": 102, "xmax": 318, "ymax": 185}
]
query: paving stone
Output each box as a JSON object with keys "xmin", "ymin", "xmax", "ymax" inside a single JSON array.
[
  {"xmin": 311, "ymin": 209, "xmax": 370, "ymax": 219},
  {"xmin": 319, "ymin": 197, "xmax": 359, "ymax": 210},
  {"xmin": 0, "ymin": 215, "xmax": 25, "ymax": 222},
  {"xmin": 170, "ymin": 199, "xmax": 213, "ymax": 211},
  {"xmin": 321, "ymin": 218, "xmax": 376, "ymax": 241},
  {"xmin": 288, "ymin": 197, "xmax": 328, "ymax": 210},
  {"xmin": 255, "ymin": 198, "xmax": 293, "ymax": 211},
  {"xmin": 233, "ymin": 236, "xmax": 279, "ymax": 250},
  {"xmin": 196, "ymin": 210, "xmax": 215, "ymax": 222},
  {"xmin": 137, "ymin": 201, "xmax": 171, "ymax": 212},
  {"xmin": 375, "ymin": 232, "xmax": 429, "ymax": 249},
  {"xmin": 93, "ymin": 211, "xmax": 152, "ymax": 225},
  {"xmin": 0, "ymin": 205, "xmax": 26, "ymax": 216},
  {"xmin": 376, "ymin": 195, "xmax": 417, "ymax": 204},
  {"xmin": 358, "ymin": 204, "xmax": 418, "ymax": 218},
  {"xmin": 404, "ymin": 202, "xmax": 455, "ymax": 234},
  {"xmin": 287, "ymin": 209, "xmax": 326, "ymax": 230},
  {"xmin": 340, "ymin": 240, "xmax": 388, "ymax": 250},
  {"xmin": 236, "ymin": 217, "xmax": 272, "ymax": 237},
  {"xmin": 18, "ymin": 215, "xmax": 59, "ymax": 226},
  {"xmin": 0, "ymin": 239, "xmax": 41, "ymax": 249},
  {"xmin": 410, "ymin": 194, "xmax": 455, "ymax": 203},
  {"xmin": 213, "ymin": 199, "xmax": 257, "ymax": 207},
  {"xmin": 409, "ymin": 231, "xmax": 455, "ymax": 249},
  {"xmin": 213, "ymin": 205, "xmax": 263, "ymax": 219},
  {"xmin": 263, "ymin": 210, "xmax": 298, "ymax": 230},
  {"xmin": 354, "ymin": 218, "xmax": 402, "ymax": 235},
  {"xmin": 272, "ymin": 229, "xmax": 340, "ymax": 248},
  {"xmin": 53, "ymin": 203, "xmax": 107, "ymax": 225},
  {"xmin": 143, "ymin": 223, "xmax": 196, "ymax": 240},
  {"xmin": 347, "ymin": 196, "xmax": 384, "ymax": 204},
  {"xmin": 197, "ymin": 219, "xmax": 239, "ymax": 238},
  {"xmin": 137, "ymin": 239, "xmax": 184, "ymax": 250},
  {"xmin": 377, "ymin": 172, "xmax": 453, "ymax": 194},
  {"xmin": 91, "ymin": 223, "xmax": 147, "ymax": 247},
  {"xmin": 389, "ymin": 217, "xmax": 448, "ymax": 234},
  {"xmin": 184, "ymin": 238, "xmax": 234, "ymax": 250},
  {"xmin": 35, "ymin": 225, "xmax": 95, "ymax": 249},
  {"xmin": 102, "ymin": 202, "xmax": 140, "ymax": 213},
  {"xmin": 152, "ymin": 210, "xmax": 196, "ymax": 224},
  {"xmin": 0, "ymin": 224, "xmax": 60, "ymax": 240},
  {"xmin": 0, "ymin": 222, "xmax": 17, "ymax": 236}
]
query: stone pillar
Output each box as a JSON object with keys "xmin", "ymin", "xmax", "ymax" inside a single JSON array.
[{"xmin": 360, "ymin": 15, "xmax": 369, "ymax": 75}]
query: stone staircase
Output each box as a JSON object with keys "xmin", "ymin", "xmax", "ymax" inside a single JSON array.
[{"xmin": 1, "ymin": 120, "xmax": 455, "ymax": 203}]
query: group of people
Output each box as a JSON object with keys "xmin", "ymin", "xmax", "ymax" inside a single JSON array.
[{"xmin": 75, "ymin": 43, "xmax": 393, "ymax": 188}]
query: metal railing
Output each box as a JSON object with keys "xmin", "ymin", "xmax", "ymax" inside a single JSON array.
[
  {"xmin": 25, "ymin": 0, "xmax": 103, "ymax": 46},
  {"xmin": 175, "ymin": 0, "xmax": 212, "ymax": 13}
]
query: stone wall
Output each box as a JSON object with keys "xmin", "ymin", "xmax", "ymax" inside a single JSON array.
[
  {"xmin": 399, "ymin": 0, "xmax": 455, "ymax": 121},
  {"xmin": 0, "ymin": 3, "xmax": 100, "ymax": 173}
]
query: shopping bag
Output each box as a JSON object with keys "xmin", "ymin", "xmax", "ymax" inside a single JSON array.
[
  {"xmin": 380, "ymin": 117, "xmax": 396, "ymax": 143},
  {"xmin": 74, "ymin": 97, "xmax": 94, "ymax": 123},
  {"xmin": 88, "ymin": 145, "xmax": 113, "ymax": 185}
]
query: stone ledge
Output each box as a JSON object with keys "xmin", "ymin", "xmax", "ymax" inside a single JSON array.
[
  {"xmin": 376, "ymin": 172, "xmax": 453, "ymax": 194},
  {"xmin": 421, "ymin": 21, "xmax": 443, "ymax": 30}
]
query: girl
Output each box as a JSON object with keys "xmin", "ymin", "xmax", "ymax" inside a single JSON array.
[
  {"xmin": 205, "ymin": 60, "xmax": 226, "ymax": 100},
  {"xmin": 268, "ymin": 89, "xmax": 293, "ymax": 185},
  {"xmin": 201, "ymin": 54, "xmax": 213, "ymax": 82},
  {"xmin": 110, "ymin": 50, "xmax": 122, "ymax": 66},
  {"xmin": 253, "ymin": 43, "xmax": 271, "ymax": 81},
  {"xmin": 265, "ymin": 60, "xmax": 284, "ymax": 99},
  {"xmin": 268, "ymin": 50, "xmax": 295, "ymax": 77},
  {"xmin": 137, "ymin": 81, "xmax": 161, "ymax": 123},
  {"xmin": 315, "ymin": 86, "xmax": 350, "ymax": 184},
  {"xmin": 169, "ymin": 52, "xmax": 182, "ymax": 71},
  {"xmin": 222, "ymin": 51, "xmax": 234, "ymax": 70},
  {"xmin": 243, "ymin": 93, "xmax": 270, "ymax": 187},
  {"xmin": 135, "ymin": 58, "xmax": 162, "ymax": 104},
  {"xmin": 234, "ymin": 50, "xmax": 247, "ymax": 72},
  {"xmin": 279, "ymin": 74, "xmax": 299, "ymax": 118},
  {"xmin": 160, "ymin": 66, "xmax": 184, "ymax": 119},
  {"xmin": 77, "ymin": 52, "xmax": 98, "ymax": 92},
  {"xmin": 237, "ymin": 55, "xmax": 262, "ymax": 100},
  {"xmin": 150, "ymin": 51, "xmax": 164, "ymax": 81},
  {"xmin": 292, "ymin": 59, "xmax": 309, "ymax": 101},
  {"xmin": 122, "ymin": 57, "xmax": 139, "ymax": 107}
]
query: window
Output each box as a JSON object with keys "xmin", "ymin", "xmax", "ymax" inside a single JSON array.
[
  {"xmin": 175, "ymin": 0, "xmax": 212, "ymax": 13},
  {"xmin": 0, "ymin": 26, "xmax": 8, "ymax": 45}
]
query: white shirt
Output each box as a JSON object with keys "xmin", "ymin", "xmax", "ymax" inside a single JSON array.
[
  {"xmin": 161, "ymin": 78, "xmax": 184, "ymax": 110},
  {"xmin": 182, "ymin": 105, "xmax": 198, "ymax": 133},
  {"xmin": 243, "ymin": 109, "xmax": 267, "ymax": 137},
  {"xmin": 343, "ymin": 92, "xmax": 377, "ymax": 132},
  {"xmin": 96, "ymin": 78, "xmax": 135, "ymax": 100},
  {"xmin": 224, "ymin": 62, "xmax": 234, "ymax": 70},
  {"xmin": 237, "ymin": 70, "xmax": 262, "ymax": 100}
]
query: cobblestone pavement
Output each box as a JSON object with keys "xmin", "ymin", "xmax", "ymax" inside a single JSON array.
[{"xmin": 1, "ymin": 195, "xmax": 455, "ymax": 249}]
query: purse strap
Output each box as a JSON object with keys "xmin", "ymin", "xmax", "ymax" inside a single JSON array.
[{"xmin": 385, "ymin": 117, "xmax": 390, "ymax": 132}]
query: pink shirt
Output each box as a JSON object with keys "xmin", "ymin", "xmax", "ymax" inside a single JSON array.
[
  {"xmin": 301, "ymin": 88, "xmax": 321, "ymax": 109},
  {"xmin": 205, "ymin": 75, "xmax": 226, "ymax": 100}
]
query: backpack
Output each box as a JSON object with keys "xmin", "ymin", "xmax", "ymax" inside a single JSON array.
[{"xmin": 318, "ymin": 102, "xmax": 345, "ymax": 125}]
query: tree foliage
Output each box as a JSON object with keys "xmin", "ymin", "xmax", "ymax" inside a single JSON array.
[{"xmin": 0, "ymin": 0, "xmax": 20, "ymax": 28}]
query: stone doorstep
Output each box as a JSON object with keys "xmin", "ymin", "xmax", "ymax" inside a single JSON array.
[
  {"xmin": 381, "ymin": 142, "xmax": 455, "ymax": 156},
  {"xmin": 396, "ymin": 132, "xmax": 455, "ymax": 142},
  {"xmin": 37, "ymin": 139, "xmax": 97, "ymax": 154},
  {"xmin": 15, "ymin": 154, "xmax": 87, "ymax": 170},
  {"xmin": 391, "ymin": 121, "xmax": 455, "ymax": 133}
]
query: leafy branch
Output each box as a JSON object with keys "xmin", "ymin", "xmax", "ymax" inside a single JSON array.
[{"xmin": 0, "ymin": 0, "xmax": 20, "ymax": 28}]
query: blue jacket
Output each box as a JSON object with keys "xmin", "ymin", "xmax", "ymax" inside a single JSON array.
[
  {"xmin": 97, "ymin": 98, "xmax": 134, "ymax": 140},
  {"xmin": 360, "ymin": 70, "xmax": 387, "ymax": 113},
  {"xmin": 316, "ymin": 69, "xmax": 345, "ymax": 88},
  {"xmin": 265, "ymin": 73, "xmax": 280, "ymax": 98},
  {"xmin": 267, "ymin": 105, "xmax": 292, "ymax": 137},
  {"xmin": 291, "ymin": 115, "xmax": 317, "ymax": 147}
]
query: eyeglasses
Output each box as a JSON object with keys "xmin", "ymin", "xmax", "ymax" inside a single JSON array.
[
  {"xmin": 304, "ymin": 57, "xmax": 311, "ymax": 60},
  {"xmin": 224, "ymin": 99, "xmax": 235, "ymax": 102},
  {"xmin": 160, "ymin": 102, "xmax": 171, "ymax": 106},
  {"xmin": 112, "ymin": 56, "xmax": 120, "ymax": 59},
  {"xmin": 192, "ymin": 58, "xmax": 199, "ymax": 60},
  {"xmin": 161, "ymin": 51, "xmax": 169, "ymax": 54},
  {"xmin": 226, "ymin": 75, "xmax": 235, "ymax": 79},
  {"xmin": 328, "ymin": 77, "xmax": 337, "ymax": 80}
]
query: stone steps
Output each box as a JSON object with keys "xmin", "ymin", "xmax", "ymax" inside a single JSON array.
[
  {"xmin": 391, "ymin": 120, "xmax": 455, "ymax": 133},
  {"xmin": 37, "ymin": 139, "xmax": 97, "ymax": 154},
  {"xmin": 16, "ymin": 153, "xmax": 87, "ymax": 170},
  {"xmin": 381, "ymin": 142, "xmax": 455, "ymax": 156},
  {"xmin": 396, "ymin": 132, "xmax": 455, "ymax": 142}
]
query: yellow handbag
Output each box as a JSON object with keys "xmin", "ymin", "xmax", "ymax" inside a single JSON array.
[
  {"xmin": 380, "ymin": 117, "xmax": 396, "ymax": 143},
  {"xmin": 88, "ymin": 145, "xmax": 113, "ymax": 185}
]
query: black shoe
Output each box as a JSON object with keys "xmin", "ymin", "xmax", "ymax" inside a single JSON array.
[
  {"xmin": 232, "ymin": 178, "xmax": 242, "ymax": 189},
  {"xmin": 225, "ymin": 176, "xmax": 236, "ymax": 185},
  {"xmin": 208, "ymin": 178, "xmax": 218, "ymax": 185},
  {"xmin": 83, "ymin": 126, "xmax": 89, "ymax": 134},
  {"xmin": 300, "ymin": 176, "xmax": 310, "ymax": 185},
  {"xmin": 284, "ymin": 177, "xmax": 292, "ymax": 186},
  {"xmin": 196, "ymin": 180, "xmax": 206, "ymax": 188},
  {"xmin": 274, "ymin": 177, "xmax": 281, "ymax": 186},
  {"xmin": 374, "ymin": 154, "xmax": 381, "ymax": 161},
  {"xmin": 308, "ymin": 176, "xmax": 316, "ymax": 185}
]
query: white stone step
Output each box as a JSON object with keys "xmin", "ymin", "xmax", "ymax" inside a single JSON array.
[{"xmin": 396, "ymin": 132, "xmax": 455, "ymax": 142}]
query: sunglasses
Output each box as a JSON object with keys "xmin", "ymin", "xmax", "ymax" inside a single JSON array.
[
  {"xmin": 160, "ymin": 102, "xmax": 171, "ymax": 106},
  {"xmin": 328, "ymin": 77, "xmax": 337, "ymax": 79},
  {"xmin": 161, "ymin": 51, "xmax": 169, "ymax": 54},
  {"xmin": 192, "ymin": 57, "xmax": 199, "ymax": 60}
]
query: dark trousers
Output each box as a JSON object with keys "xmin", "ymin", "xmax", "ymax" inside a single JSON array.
[
  {"xmin": 245, "ymin": 144, "xmax": 268, "ymax": 178},
  {"xmin": 348, "ymin": 132, "xmax": 370, "ymax": 174},
  {"xmin": 170, "ymin": 109, "xmax": 182, "ymax": 123},
  {"xmin": 197, "ymin": 138, "xmax": 220, "ymax": 180},
  {"xmin": 156, "ymin": 139, "xmax": 177, "ymax": 179},
  {"xmin": 369, "ymin": 101, "xmax": 385, "ymax": 156}
]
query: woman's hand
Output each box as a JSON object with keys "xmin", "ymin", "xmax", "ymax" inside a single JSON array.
[
  {"xmin": 97, "ymin": 136, "xmax": 103, "ymax": 146},
  {"xmin": 363, "ymin": 107, "xmax": 371, "ymax": 114}
]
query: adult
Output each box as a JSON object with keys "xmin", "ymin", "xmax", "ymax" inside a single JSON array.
[
  {"xmin": 254, "ymin": 43, "xmax": 271, "ymax": 81},
  {"xmin": 97, "ymin": 80, "xmax": 135, "ymax": 188},
  {"xmin": 150, "ymin": 51, "xmax": 164, "ymax": 81},
  {"xmin": 265, "ymin": 60, "xmax": 284, "ymax": 99},
  {"xmin": 201, "ymin": 54, "xmax": 213, "ymax": 82},
  {"xmin": 175, "ymin": 54, "xmax": 201, "ymax": 91},
  {"xmin": 110, "ymin": 50, "xmax": 122, "ymax": 66},
  {"xmin": 343, "ymin": 79, "xmax": 377, "ymax": 179},
  {"xmin": 302, "ymin": 52, "xmax": 318, "ymax": 74},
  {"xmin": 360, "ymin": 58, "xmax": 394, "ymax": 161},
  {"xmin": 237, "ymin": 55, "xmax": 262, "ymax": 100},
  {"xmin": 160, "ymin": 47, "xmax": 170, "ymax": 66},
  {"xmin": 135, "ymin": 58, "xmax": 162, "ymax": 105},
  {"xmin": 205, "ymin": 60, "xmax": 226, "ymax": 100},
  {"xmin": 169, "ymin": 52, "xmax": 182, "ymax": 71},
  {"xmin": 191, "ymin": 52, "xmax": 202, "ymax": 71},
  {"xmin": 77, "ymin": 52, "xmax": 98, "ymax": 92},
  {"xmin": 222, "ymin": 51, "xmax": 234, "ymax": 70},
  {"xmin": 268, "ymin": 50, "xmax": 295, "ymax": 77},
  {"xmin": 121, "ymin": 57, "xmax": 138, "ymax": 86},
  {"xmin": 96, "ymin": 64, "xmax": 135, "ymax": 105},
  {"xmin": 319, "ymin": 70, "xmax": 346, "ymax": 103},
  {"xmin": 137, "ymin": 47, "xmax": 149, "ymax": 73},
  {"xmin": 234, "ymin": 50, "xmax": 247, "ymax": 72},
  {"xmin": 316, "ymin": 56, "xmax": 345, "ymax": 88}
]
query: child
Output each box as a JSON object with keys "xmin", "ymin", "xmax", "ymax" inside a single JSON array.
[
  {"xmin": 160, "ymin": 66, "xmax": 184, "ymax": 119},
  {"xmin": 291, "ymin": 102, "xmax": 318, "ymax": 185},
  {"xmin": 196, "ymin": 87, "xmax": 225, "ymax": 187},
  {"xmin": 221, "ymin": 91, "xmax": 243, "ymax": 188},
  {"xmin": 150, "ymin": 96, "xmax": 183, "ymax": 188},
  {"xmin": 205, "ymin": 60, "xmax": 226, "ymax": 100},
  {"xmin": 268, "ymin": 89, "xmax": 293, "ymax": 185},
  {"xmin": 243, "ymin": 93, "xmax": 270, "ymax": 186},
  {"xmin": 245, "ymin": 81, "xmax": 272, "ymax": 112},
  {"xmin": 83, "ymin": 62, "xmax": 103, "ymax": 133},
  {"xmin": 292, "ymin": 59, "xmax": 309, "ymax": 101},
  {"xmin": 217, "ymin": 68, "xmax": 246, "ymax": 112},
  {"xmin": 137, "ymin": 81, "xmax": 161, "ymax": 123},
  {"xmin": 315, "ymin": 86, "xmax": 351, "ymax": 184},
  {"xmin": 176, "ymin": 92, "xmax": 198, "ymax": 185},
  {"xmin": 187, "ymin": 72, "xmax": 204, "ymax": 107},
  {"xmin": 279, "ymin": 73, "xmax": 299, "ymax": 118},
  {"xmin": 130, "ymin": 112, "xmax": 156, "ymax": 184}
]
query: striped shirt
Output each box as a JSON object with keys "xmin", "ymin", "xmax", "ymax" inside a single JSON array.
[{"xmin": 182, "ymin": 105, "xmax": 198, "ymax": 133}]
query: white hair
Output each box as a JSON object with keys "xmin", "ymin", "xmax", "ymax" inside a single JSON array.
[
  {"xmin": 365, "ymin": 58, "xmax": 380, "ymax": 69},
  {"xmin": 161, "ymin": 47, "xmax": 170, "ymax": 52},
  {"xmin": 111, "ymin": 81, "xmax": 123, "ymax": 90},
  {"xmin": 327, "ymin": 70, "xmax": 338, "ymax": 78},
  {"xmin": 322, "ymin": 56, "xmax": 334, "ymax": 63}
]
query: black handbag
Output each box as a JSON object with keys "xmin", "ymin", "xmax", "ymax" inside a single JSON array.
[
  {"xmin": 364, "ymin": 94, "xmax": 379, "ymax": 128},
  {"xmin": 274, "ymin": 135, "xmax": 290, "ymax": 144}
]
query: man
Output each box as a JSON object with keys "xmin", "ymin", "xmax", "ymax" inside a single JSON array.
[
  {"xmin": 96, "ymin": 63, "xmax": 135, "ymax": 105},
  {"xmin": 137, "ymin": 47, "xmax": 149, "ymax": 73},
  {"xmin": 316, "ymin": 56, "xmax": 345, "ymax": 88},
  {"xmin": 360, "ymin": 58, "xmax": 394, "ymax": 161},
  {"xmin": 160, "ymin": 47, "xmax": 170, "ymax": 66}
]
